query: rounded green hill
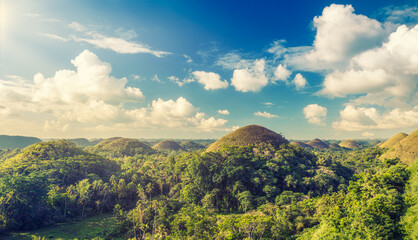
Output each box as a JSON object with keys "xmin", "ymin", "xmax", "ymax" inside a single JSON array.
[
  {"xmin": 89, "ymin": 137, "xmax": 154, "ymax": 156},
  {"xmin": 153, "ymin": 140, "xmax": 184, "ymax": 151},
  {"xmin": 2, "ymin": 140, "xmax": 119, "ymax": 185},
  {"xmin": 339, "ymin": 140, "xmax": 360, "ymax": 149},
  {"xmin": 379, "ymin": 132, "xmax": 408, "ymax": 148},
  {"xmin": 206, "ymin": 125, "xmax": 288, "ymax": 152},
  {"xmin": 307, "ymin": 138, "xmax": 329, "ymax": 149}
]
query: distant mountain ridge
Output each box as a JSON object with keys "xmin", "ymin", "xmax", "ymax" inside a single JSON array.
[{"xmin": 0, "ymin": 135, "xmax": 42, "ymax": 149}]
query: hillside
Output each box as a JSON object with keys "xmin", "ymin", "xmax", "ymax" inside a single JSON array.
[
  {"xmin": 0, "ymin": 135, "xmax": 42, "ymax": 149},
  {"xmin": 380, "ymin": 130, "xmax": 418, "ymax": 165},
  {"xmin": 329, "ymin": 143, "xmax": 343, "ymax": 149},
  {"xmin": 307, "ymin": 138, "xmax": 329, "ymax": 149},
  {"xmin": 379, "ymin": 132, "xmax": 408, "ymax": 148},
  {"xmin": 153, "ymin": 140, "xmax": 184, "ymax": 151},
  {"xmin": 290, "ymin": 141, "xmax": 313, "ymax": 149},
  {"xmin": 1, "ymin": 140, "xmax": 119, "ymax": 185},
  {"xmin": 88, "ymin": 137, "xmax": 155, "ymax": 157},
  {"xmin": 180, "ymin": 140, "xmax": 205, "ymax": 151},
  {"xmin": 206, "ymin": 125, "xmax": 288, "ymax": 152},
  {"xmin": 66, "ymin": 138, "xmax": 94, "ymax": 147},
  {"xmin": 339, "ymin": 140, "xmax": 361, "ymax": 149}
]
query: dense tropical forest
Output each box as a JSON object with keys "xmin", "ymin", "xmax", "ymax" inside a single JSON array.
[{"xmin": 0, "ymin": 125, "xmax": 417, "ymax": 239}]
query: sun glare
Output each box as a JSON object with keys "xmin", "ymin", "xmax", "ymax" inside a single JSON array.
[{"xmin": 0, "ymin": 1, "xmax": 11, "ymax": 35}]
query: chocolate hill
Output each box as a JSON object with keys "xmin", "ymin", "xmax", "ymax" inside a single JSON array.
[
  {"xmin": 153, "ymin": 140, "xmax": 184, "ymax": 151},
  {"xmin": 206, "ymin": 125, "xmax": 288, "ymax": 152},
  {"xmin": 379, "ymin": 132, "xmax": 408, "ymax": 148},
  {"xmin": 307, "ymin": 138, "xmax": 329, "ymax": 149},
  {"xmin": 380, "ymin": 130, "xmax": 418, "ymax": 165}
]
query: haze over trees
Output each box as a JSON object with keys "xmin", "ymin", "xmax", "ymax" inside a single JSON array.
[{"xmin": 0, "ymin": 126, "xmax": 417, "ymax": 239}]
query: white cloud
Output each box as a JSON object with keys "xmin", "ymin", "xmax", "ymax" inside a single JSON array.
[
  {"xmin": 293, "ymin": 73, "xmax": 307, "ymax": 90},
  {"xmin": 126, "ymin": 97, "xmax": 228, "ymax": 132},
  {"xmin": 183, "ymin": 54, "xmax": 193, "ymax": 63},
  {"xmin": 274, "ymin": 64, "xmax": 292, "ymax": 82},
  {"xmin": 231, "ymin": 59, "xmax": 268, "ymax": 92},
  {"xmin": 263, "ymin": 102, "xmax": 274, "ymax": 106},
  {"xmin": 218, "ymin": 109, "xmax": 230, "ymax": 115},
  {"xmin": 319, "ymin": 24, "xmax": 418, "ymax": 107},
  {"xmin": 319, "ymin": 69, "xmax": 389, "ymax": 97},
  {"xmin": 44, "ymin": 120, "xmax": 69, "ymax": 132},
  {"xmin": 68, "ymin": 21, "xmax": 85, "ymax": 32},
  {"xmin": 73, "ymin": 33, "xmax": 171, "ymax": 57},
  {"xmin": 0, "ymin": 51, "xmax": 230, "ymax": 135},
  {"xmin": 152, "ymin": 74, "xmax": 161, "ymax": 83},
  {"xmin": 332, "ymin": 105, "xmax": 418, "ymax": 131},
  {"xmin": 39, "ymin": 33, "xmax": 68, "ymax": 42},
  {"xmin": 216, "ymin": 52, "xmax": 252, "ymax": 70},
  {"xmin": 168, "ymin": 76, "xmax": 195, "ymax": 87},
  {"xmin": 362, "ymin": 131, "xmax": 374, "ymax": 137},
  {"xmin": 191, "ymin": 71, "xmax": 228, "ymax": 90},
  {"xmin": 287, "ymin": 4, "xmax": 386, "ymax": 71},
  {"xmin": 0, "ymin": 50, "xmax": 143, "ymax": 122},
  {"xmin": 254, "ymin": 111, "xmax": 279, "ymax": 118},
  {"xmin": 303, "ymin": 104, "xmax": 327, "ymax": 125},
  {"xmin": 268, "ymin": 40, "xmax": 287, "ymax": 59}
]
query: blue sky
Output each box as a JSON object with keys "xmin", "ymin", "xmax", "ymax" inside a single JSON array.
[{"xmin": 0, "ymin": 0, "xmax": 417, "ymax": 139}]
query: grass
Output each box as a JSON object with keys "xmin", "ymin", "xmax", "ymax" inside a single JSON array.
[
  {"xmin": 206, "ymin": 125, "xmax": 288, "ymax": 152},
  {"xmin": 2, "ymin": 214, "xmax": 123, "ymax": 240}
]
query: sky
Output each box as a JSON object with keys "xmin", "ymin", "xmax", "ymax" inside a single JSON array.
[{"xmin": 0, "ymin": 0, "xmax": 417, "ymax": 140}]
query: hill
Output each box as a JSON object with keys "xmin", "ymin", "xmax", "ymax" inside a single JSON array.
[
  {"xmin": 379, "ymin": 132, "xmax": 408, "ymax": 148},
  {"xmin": 290, "ymin": 141, "xmax": 313, "ymax": 149},
  {"xmin": 206, "ymin": 125, "xmax": 288, "ymax": 152},
  {"xmin": 339, "ymin": 140, "xmax": 361, "ymax": 149},
  {"xmin": 380, "ymin": 130, "xmax": 418, "ymax": 165},
  {"xmin": 66, "ymin": 138, "xmax": 94, "ymax": 147},
  {"xmin": 307, "ymin": 138, "xmax": 329, "ymax": 149},
  {"xmin": 329, "ymin": 143, "xmax": 343, "ymax": 149},
  {"xmin": 0, "ymin": 135, "xmax": 42, "ymax": 149},
  {"xmin": 153, "ymin": 140, "xmax": 184, "ymax": 151},
  {"xmin": 88, "ymin": 138, "xmax": 155, "ymax": 157},
  {"xmin": 180, "ymin": 140, "xmax": 205, "ymax": 151},
  {"xmin": 1, "ymin": 140, "xmax": 119, "ymax": 185}
]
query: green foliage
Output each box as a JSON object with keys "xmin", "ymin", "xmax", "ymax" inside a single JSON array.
[
  {"xmin": 0, "ymin": 133, "xmax": 416, "ymax": 239},
  {"xmin": 401, "ymin": 160, "xmax": 418, "ymax": 239},
  {"xmin": 303, "ymin": 159, "xmax": 409, "ymax": 240}
]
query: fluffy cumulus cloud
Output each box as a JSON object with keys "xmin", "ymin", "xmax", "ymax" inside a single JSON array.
[
  {"xmin": 126, "ymin": 97, "xmax": 228, "ymax": 131},
  {"xmin": 191, "ymin": 71, "xmax": 228, "ymax": 90},
  {"xmin": 319, "ymin": 24, "xmax": 418, "ymax": 108},
  {"xmin": 254, "ymin": 111, "xmax": 279, "ymax": 118},
  {"xmin": 0, "ymin": 51, "xmax": 228, "ymax": 135},
  {"xmin": 303, "ymin": 104, "xmax": 327, "ymax": 125},
  {"xmin": 231, "ymin": 59, "xmax": 268, "ymax": 92},
  {"xmin": 288, "ymin": 4, "xmax": 386, "ymax": 71},
  {"xmin": 274, "ymin": 64, "xmax": 292, "ymax": 82},
  {"xmin": 293, "ymin": 73, "xmax": 307, "ymax": 90},
  {"xmin": 218, "ymin": 109, "xmax": 230, "ymax": 115},
  {"xmin": 332, "ymin": 105, "xmax": 418, "ymax": 131}
]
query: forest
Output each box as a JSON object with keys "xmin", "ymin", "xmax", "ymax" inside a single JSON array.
[{"xmin": 0, "ymin": 125, "xmax": 417, "ymax": 240}]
